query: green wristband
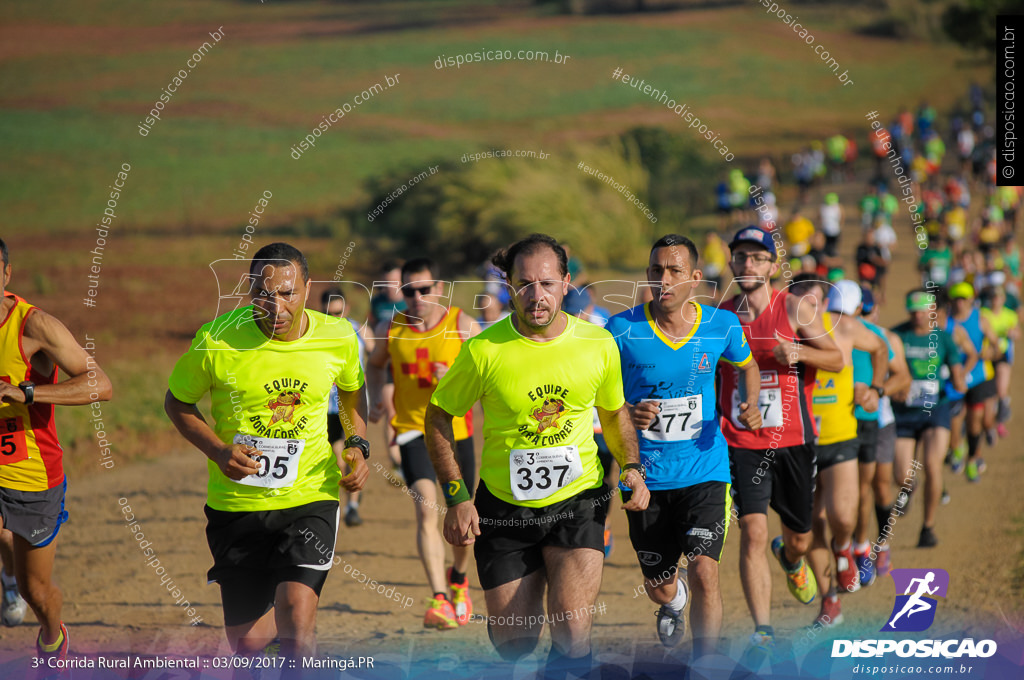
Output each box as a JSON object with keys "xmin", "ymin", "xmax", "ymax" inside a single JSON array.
[{"xmin": 442, "ymin": 479, "xmax": 471, "ymax": 507}]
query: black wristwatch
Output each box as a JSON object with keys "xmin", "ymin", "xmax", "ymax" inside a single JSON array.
[
  {"xmin": 871, "ymin": 385, "xmax": 885, "ymax": 397},
  {"xmin": 18, "ymin": 381, "xmax": 35, "ymax": 405},
  {"xmin": 620, "ymin": 462, "xmax": 646, "ymax": 482},
  {"xmin": 344, "ymin": 435, "xmax": 370, "ymax": 460}
]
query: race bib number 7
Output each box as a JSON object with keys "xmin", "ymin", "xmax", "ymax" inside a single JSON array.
[
  {"xmin": 231, "ymin": 435, "xmax": 305, "ymax": 489},
  {"xmin": 509, "ymin": 446, "xmax": 582, "ymax": 502},
  {"xmin": 641, "ymin": 396, "xmax": 702, "ymax": 441},
  {"xmin": 0, "ymin": 418, "xmax": 28, "ymax": 465},
  {"xmin": 731, "ymin": 388, "xmax": 783, "ymax": 429}
]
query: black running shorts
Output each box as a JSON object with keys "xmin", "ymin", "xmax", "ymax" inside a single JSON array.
[
  {"xmin": 626, "ymin": 481, "xmax": 732, "ymax": 581},
  {"xmin": 729, "ymin": 444, "xmax": 816, "ymax": 535},
  {"xmin": 473, "ymin": 481, "xmax": 608, "ymax": 591},
  {"xmin": 205, "ymin": 500, "xmax": 339, "ymax": 626}
]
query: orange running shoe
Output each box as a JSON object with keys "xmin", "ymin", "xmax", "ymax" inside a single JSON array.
[
  {"xmin": 446, "ymin": 568, "xmax": 473, "ymax": 626},
  {"xmin": 424, "ymin": 594, "xmax": 459, "ymax": 630}
]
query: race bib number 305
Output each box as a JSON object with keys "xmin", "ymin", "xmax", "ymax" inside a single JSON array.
[
  {"xmin": 641, "ymin": 396, "xmax": 702, "ymax": 441},
  {"xmin": 231, "ymin": 435, "xmax": 305, "ymax": 489},
  {"xmin": 509, "ymin": 446, "xmax": 582, "ymax": 502}
]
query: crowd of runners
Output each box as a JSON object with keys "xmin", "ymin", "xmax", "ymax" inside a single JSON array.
[{"xmin": 0, "ymin": 85, "xmax": 1019, "ymax": 679}]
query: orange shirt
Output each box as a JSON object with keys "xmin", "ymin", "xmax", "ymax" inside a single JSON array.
[{"xmin": 388, "ymin": 307, "xmax": 472, "ymax": 440}]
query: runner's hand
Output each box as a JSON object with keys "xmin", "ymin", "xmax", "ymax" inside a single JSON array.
[
  {"xmin": 368, "ymin": 401, "xmax": 386, "ymax": 423},
  {"xmin": 0, "ymin": 382, "xmax": 26, "ymax": 404},
  {"xmin": 737, "ymin": 401, "xmax": 762, "ymax": 430},
  {"xmin": 443, "ymin": 501, "xmax": 480, "ymax": 546},
  {"xmin": 856, "ymin": 385, "xmax": 879, "ymax": 413},
  {"xmin": 620, "ymin": 472, "xmax": 650, "ymax": 511},
  {"xmin": 629, "ymin": 401, "xmax": 660, "ymax": 429},
  {"xmin": 339, "ymin": 448, "xmax": 369, "ymax": 492},
  {"xmin": 216, "ymin": 444, "xmax": 262, "ymax": 480},
  {"xmin": 773, "ymin": 332, "xmax": 800, "ymax": 366}
]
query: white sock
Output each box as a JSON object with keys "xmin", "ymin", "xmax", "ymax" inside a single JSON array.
[
  {"xmin": 854, "ymin": 541, "xmax": 870, "ymax": 554},
  {"xmin": 667, "ymin": 578, "xmax": 688, "ymax": 612}
]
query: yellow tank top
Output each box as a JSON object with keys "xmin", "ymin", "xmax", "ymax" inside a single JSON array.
[
  {"xmin": 0, "ymin": 293, "xmax": 64, "ymax": 491},
  {"xmin": 388, "ymin": 307, "xmax": 472, "ymax": 439},
  {"xmin": 812, "ymin": 312, "xmax": 858, "ymax": 446}
]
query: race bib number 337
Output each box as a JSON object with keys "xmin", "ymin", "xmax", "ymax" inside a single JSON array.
[
  {"xmin": 231, "ymin": 435, "xmax": 305, "ymax": 489},
  {"xmin": 509, "ymin": 446, "xmax": 582, "ymax": 502}
]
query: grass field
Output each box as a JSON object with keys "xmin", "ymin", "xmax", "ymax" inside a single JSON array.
[{"xmin": 2, "ymin": 1, "xmax": 988, "ymax": 235}]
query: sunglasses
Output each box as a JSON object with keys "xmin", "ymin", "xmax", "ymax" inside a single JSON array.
[{"xmin": 401, "ymin": 283, "xmax": 435, "ymax": 298}]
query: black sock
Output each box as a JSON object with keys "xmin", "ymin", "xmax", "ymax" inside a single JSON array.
[
  {"xmin": 449, "ymin": 568, "xmax": 467, "ymax": 585},
  {"xmin": 544, "ymin": 648, "xmax": 592, "ymax": 680},
  {"xmin": 875, "ymin": 503, "xmax": 893, "ymax": 540},
  {"xmin": 967, "ymin": 432, "xmax": 982, "ymax": 460}
]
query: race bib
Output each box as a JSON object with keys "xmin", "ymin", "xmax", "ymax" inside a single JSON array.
[
  {"xmin": 906, "ymin": 379, "xmax": 940, "ymax": 408},
  {"xmin": 231, "ymin": 434, "xmax": 305, "ymax": 489},
  {"xmin": 509, "ymin": 446, "xmax": 582, "ymax": 502},
  {"xmin": 0, "ymin": 417, "xmax": 28, "ymax": 466},
  {"xmin": 641, "ymin": 396, "xmax": 702, "ymax": 441},
  {"xmin": 731, "ymin": 388, "xmax": 783, "ymax": 429}
]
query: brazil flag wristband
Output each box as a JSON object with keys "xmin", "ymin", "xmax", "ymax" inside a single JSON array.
[{"xmin": 443, "ymin": 479, "xmax": 471, "ymax": 507}]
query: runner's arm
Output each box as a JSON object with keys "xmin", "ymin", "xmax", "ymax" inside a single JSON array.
[
  {"xmin": 365, "ymin": 320, "xmax": 391, "ymax": 422},
  {"xmin": 779, "ymin": 295, "xmax": 844, "ymax": 372},
  {"xmin": 952, "ymin": 325, "xmax": 978, "ymax": 377},
  {"xmin": 336, "ymin": 383, "xmax": 369, "ymax": 491},
  {"xmin": 979, "ymin": 315, "xmax": 1001, "ymax": 361},
  {"xmin": 597, "ymin": 404, "xmax": 649, "ymax": 511},
  {"xmin": 883, "ymin": 331, "xmax": 912, "ymax": 400},
  {"xmin": 457, "ymin": 310, "xmax": 482, "ymax": 339},
  {"xmin": 425, "ymin": 402, "xmax": 479, "ymax": 546},
  {"xmin": 0, "ymin": 309, "xmax": 113, "ymax": 406},
  {"xmin": 163, "ymin": 391, "xmax": 260, "ymax": 480},
  {"xmin": 736, "ymin": 357, "xmax": 762, "ymax": 430}
]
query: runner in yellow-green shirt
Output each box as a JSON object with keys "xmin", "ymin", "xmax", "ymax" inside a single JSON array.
[
  {"xmin": 165, "ymin": 242, "xmax": 369, "ymax": 666},
  {"xmin": 425, "ymin": 234, "xmax": 649, "ymax": 677}
]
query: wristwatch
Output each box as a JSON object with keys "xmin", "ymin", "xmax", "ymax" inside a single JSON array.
[
  {"xmin": 18, "ymin": 381, "xmax": 34, "ymax": 405},
  {"xmin": 871, "ymin": 385, "xmax": 885, "ymax": 397},
  {"xmin": 344, "ymin": 435, "xmax": 370, "ymax": 460},
  {"xmin": 620, "ymin": 462, "xmax": 646, "ymax": 482}
]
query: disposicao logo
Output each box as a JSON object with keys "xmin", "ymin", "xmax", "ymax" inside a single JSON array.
[
  {"xmin": 832, "ymin": 568, "xmax": 997, "ymax": 659},
  {"xmin": 882, "ymin": 568, "xmax": 948, "ymax": 632}
]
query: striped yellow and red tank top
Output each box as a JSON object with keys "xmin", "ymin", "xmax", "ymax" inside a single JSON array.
[{"xmin": 0, "ymin": 293, "xmax": 63, "ymax": 491}]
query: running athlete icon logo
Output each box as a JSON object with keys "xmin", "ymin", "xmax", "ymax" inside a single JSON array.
[
  {"xmin": 532, "ymin": 398, "xmax": 567, "ymax": 433},
  {"xmin": 881, "ymin": 568, "xmax": 949, "ymax": 632},
  {"xmin": 267, "ymin": 391, "xmax": 302, "ymax": 425}
]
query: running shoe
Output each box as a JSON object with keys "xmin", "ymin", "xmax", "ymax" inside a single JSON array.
[
  {"xmin": 446, "ymin": 568, "xmax": 472, "ymax": 626},
  {"xmin": 815, "ymin": 594, "xmax": 843, "ymax": 628},
  {"xmin": 977, "ymin": 458, "xmax": 987, "ymax": 474},
  {"xmin": 833, "ymin": 541, "xmax": 860, "ymax": 593},
  {"xmin": 35, "ymin": 622, "xmax": 69, "ymax": 676},
  {"xmin": 997, "ymin": 423, "xmax": 1008, "ymax": 438},
  {"xmin": 950, "ymin": 445, "xmax": 966, "ymax": 473},
  {"xmin": 985, "ymin": 428, "xmax": 996, "ymax": 447},
  {"xmin": 918, "ymin": 526, "xmax": 938, "ymax": 548},
  {"xmin": 941, "ymin": 487, "xmax": 951, "ymax": 505},
  {"xmin": 771, "ymin": 536, "xmax": 817, "ymax": 604},
  {"xmin": 1, "ymin": 573, "xmax": 27, "ymax": 627},
  {"xmin": 965, "ymin": 460, "xmax": 980, "ymax": 483},
  {"xmin": 603, "ymin": 527, "xmax": 613, "ymax": 558},
  {"xmin": 656, "ymin": 605, "xmax": 685, "ymax": 648},
  {"xmin": 854, "ymin": 547, "xmax": 876, "ymax": 588},
  {"xmin": 424, "ymin": 594, "xmax": 459, "ymax": 630},
  {"xmin": 874, "ymin": 547, "xmax": 892, "ymax": 578},
  {"xmin": 344, "ymin": 505, "xmax": 363, "ymax": 527}
]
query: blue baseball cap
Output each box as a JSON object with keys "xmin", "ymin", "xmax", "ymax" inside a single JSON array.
[{"xmin": 729, "ymin": 226, "xmax": 777, "ymax": 258}]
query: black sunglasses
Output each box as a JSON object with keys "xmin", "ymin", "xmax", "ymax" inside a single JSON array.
[{"xmin": 402, "ymin": 284, "xmax": 435, "ymax": 298}]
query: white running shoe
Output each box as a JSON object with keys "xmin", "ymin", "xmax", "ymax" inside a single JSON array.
[{"xmin": 2, "ymin": 573, "xmax": 27, "ymax": 627}]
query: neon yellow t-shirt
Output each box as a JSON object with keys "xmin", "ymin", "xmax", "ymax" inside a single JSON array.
[
  {"xmin": 168, "ymin": 307, "xmax": 364, "ymax": 512},
  {"xmin": 430, "ymin": 313, "xmax": 625, "ymax": 508}
]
